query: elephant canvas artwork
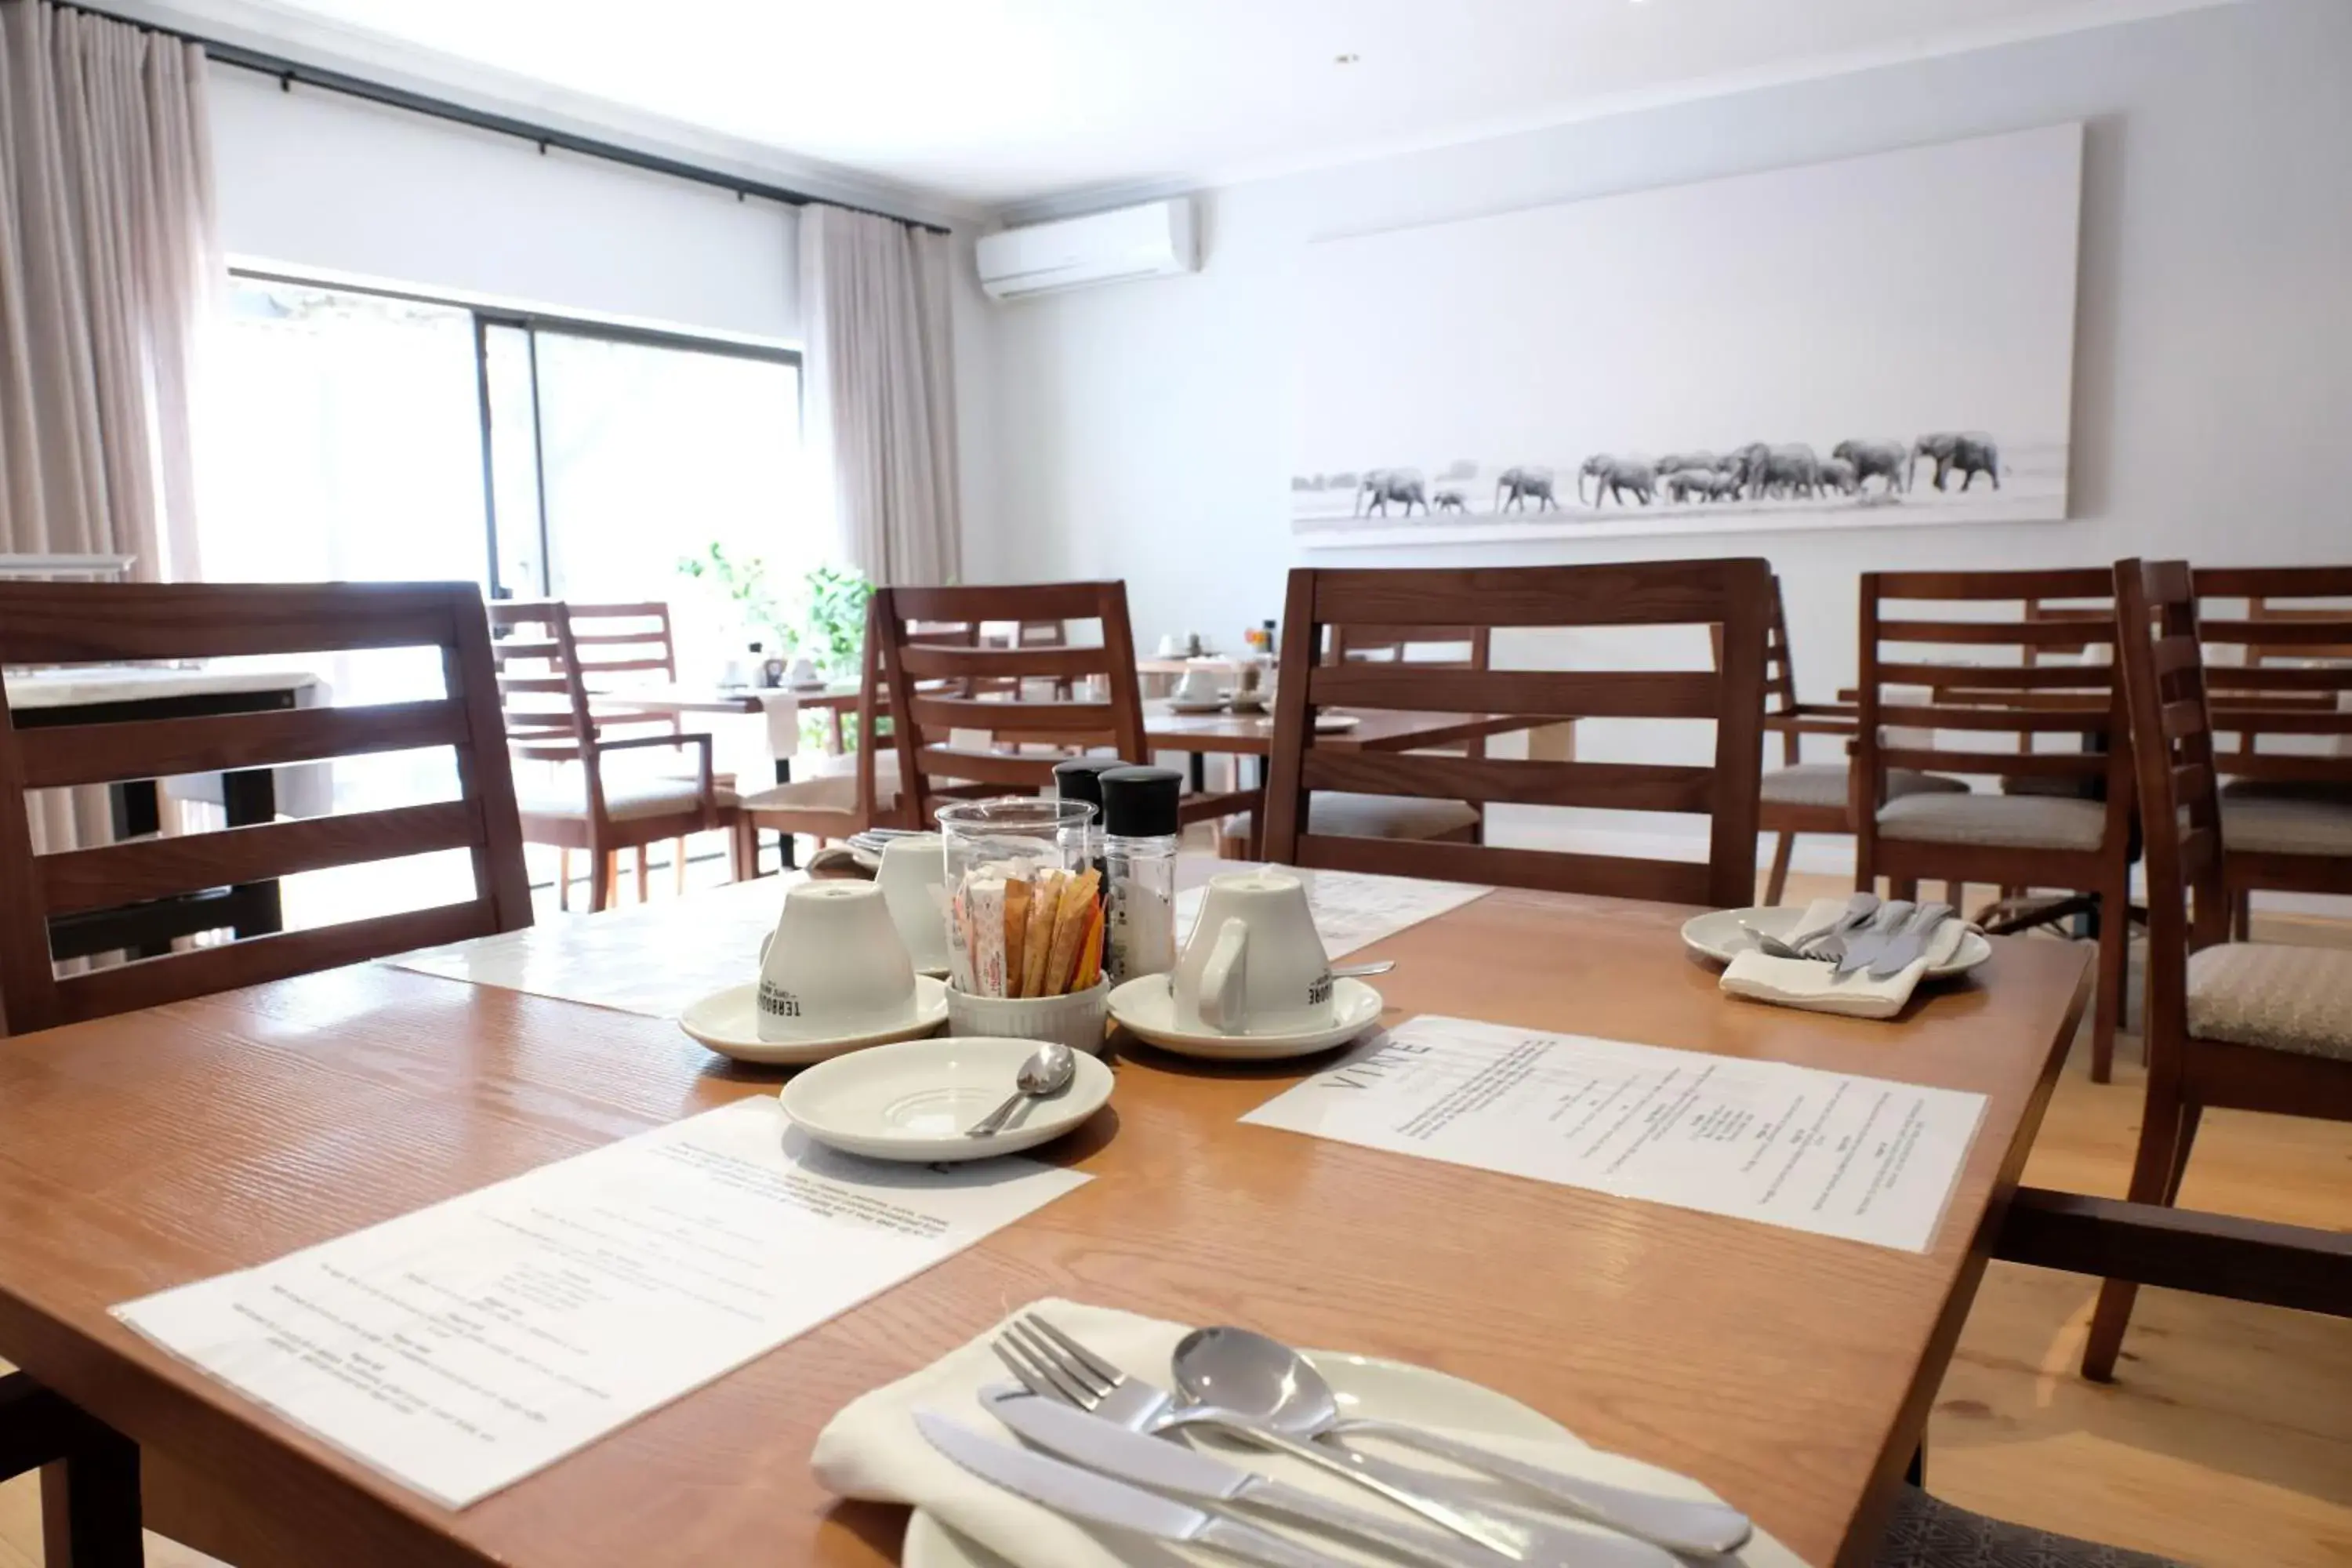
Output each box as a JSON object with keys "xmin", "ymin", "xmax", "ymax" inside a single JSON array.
[{"xmin": 1290, "ymin": 124, "xmax": 2080, "ymax": 545}]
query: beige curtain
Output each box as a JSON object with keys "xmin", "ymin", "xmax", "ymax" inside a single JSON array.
[
  {"xmin": 0, "ymin": 0, "xmax": 216, "ymax": 579},
  {"xmin": 799, "ymin": 204, "xmax": 961, "ymax": 587},
  {"xmin": 1, "ymin": 0, "xmax": 219, "ymax": 869}
]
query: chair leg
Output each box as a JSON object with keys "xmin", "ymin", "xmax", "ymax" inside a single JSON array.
[
  {"xmin": 1889, "ymin": 877, "xmax": 1918, "ymax": 900},
  {"xmin": 1942, "ymin": 880, "xmax": 1965, "ymax": 911},
  {"xmin": 1763, "ymin": 833, "xmax": 1794, "ymax": 905},
  {"xmin": 40, "ymin": 1426, "xmax": 143, "ymax": 1568},
  {"xmin": 556, "ymin": 847, "xmax": 572, "ymax": 913},
  {"xmin": 2088, "ymin": 892, "xmax": 2129, "ymax": 1084},
  {"xmin": 589, "ymin": 849, "xmax": 615, "ymax": 913},
  {"xmin": 673, "ymin": 837, "xmax": 690, "ymax": 895},
  {"xmin": 2231, "ymin": 890, "xmax": 2252, "ymax": 941},
  {"xmin": 729, "ymin": 819, "xmax": 755, "ymax": 883},
  {"xmin": 2082, "ymin": 1090, "xmax": 2193, "ymax": 1381},
  {"xmin": 634, "ymin": 845, "xmax": 650, "ymax": 902}
]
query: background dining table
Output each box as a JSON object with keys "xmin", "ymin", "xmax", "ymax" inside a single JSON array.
[
  {"xmin": 0, "ymin": 864, "xmax": 2089, "ymax": 1568},
  {"xmin": 1142, "ymin": 699, "xmax": 1563, "ymax": 792}
]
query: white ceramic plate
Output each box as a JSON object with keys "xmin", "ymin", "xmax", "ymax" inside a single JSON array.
[
  {"xmin": 901, "ymin": 1349, "xmax": 1578, "ymax": 1568},
  {"xmin": 1313, "ymin": 713, "xmax": 1361, "ymax": 732},
  {"xmin": 1679, "ymin": 906, "xmax": 1991, "ymax": 980},
  {"xmin": 677, "ymin": 975, "xmax": 950, "ymax": 1065},
  {"xmin": 1107, "ymin": 975, "xmax": 1384, "ymax": 1060},
  {"xmin": 1166, "ymin": 699, "xmax": 1226, "ymax": 714},
  {"xmin": 779, "ymin": 1036, "xmax": 1113, "ymax": 1162}
]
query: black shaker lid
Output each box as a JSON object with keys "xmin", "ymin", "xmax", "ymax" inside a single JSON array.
[
  {"xmin": 1098, "ymin": 765, "xmax": 1182, "ymax": 838},
  {"xmin": 1053, "ymin": 757, "xmax": 1131, "ymax": 810}
]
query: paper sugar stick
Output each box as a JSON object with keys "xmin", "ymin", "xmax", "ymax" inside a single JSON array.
[
  {"xmin": 1003, "ymin": 878, "xmax": 1033, "ymax": 999},
  {"xmin": 1020, "ymin": 873, "xmax": 1062, "ymax": 1000}
]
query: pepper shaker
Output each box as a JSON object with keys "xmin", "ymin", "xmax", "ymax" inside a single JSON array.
[{"xmin": 1097, "ymin": 765, "xmax": 1181, "ymax": 982}]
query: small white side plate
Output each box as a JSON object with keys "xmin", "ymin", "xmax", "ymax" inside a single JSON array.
[
  {"xmin": 1680, "ymin": 906, "xmax": 1991, "ymax": 980},
  {"xmin": 677, "ymin": 975, "xmax": 950, "ymax": 1065},
  {"xmin": 1313, "ymin": 712, "xmax": 1361, "ymax": 732},
  {"xmin": 779, "ymin": 1037, "xmax": 1112, "ymax": 1162},
  {"xmin": 1107, "ymin": 975, "xmax": 1384, "ymax": 1060},
  {"xmin": 1167, "ymin": 699, "xmax": 1227, "ymax": 714}
]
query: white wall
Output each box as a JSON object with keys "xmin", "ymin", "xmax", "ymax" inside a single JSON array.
[
  {"xmin": 973, "ymin": 0, "xmax": 2352, "ymax": 708},
  {"xmin": 208, "ymin": 67, "xmax": 797, "ymax": 340}
]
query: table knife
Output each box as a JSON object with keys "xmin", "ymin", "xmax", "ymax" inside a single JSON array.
[
  {"xmin": 1865, "ymin": 903, "xmax": 1955, "ymax": 979},
  {"xmin": 916, "ymin": 1410, "xmax": 1349, "ymax": 1568},
  {"xmin": 1832, "ymin": 900, "xmax": 1913, "ymax": 975},
  {"xmin": 983, "ymin": 1388, "xmax": 1536, "ymax": 1568}
]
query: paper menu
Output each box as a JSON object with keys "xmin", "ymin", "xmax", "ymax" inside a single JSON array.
[
  {"xmin": 114, "ymin": 1098, "xmax": 1088, "ymax": 1509},
  {"xmin": 1175, "ymin": 866, "xmax": 1489, "ymax": 959},
  {"xmin": 1243, "ymin": 1017, "xmax": 1985, "ymax": 1252}
]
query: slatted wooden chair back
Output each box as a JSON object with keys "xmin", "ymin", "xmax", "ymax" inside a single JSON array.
[
  {"xmin": 2189, "ymin": 567, "xmax": 2352, "ymax": 782},
  {"xmin": 1855, "ymin": 570, "xmax": 2133, "ymax": 858},
  {"xmin": 1262, "ymin": 561, "xmax": 1771, "ymax": 906},
  {"xmin": 561, "ymin": 601, "xmax": 678, "ymax": 689},
  {"xmin": 2113, "ymin": 561, "xmax": 2230, "ymax": 1018},
  {"xmin": 488, "ymin": 600, "xmax": 601, "ymax": 779},
  {"xmin": 1329, "ymin": 625, "xmax": 1492, "ymax": 669},
  {"xmin": 0, "ymin": 582, "xmax": 531, "ymax": 1034},
  {"xmin": 872, "ymin": 583, "xmax": 1148, "ymax": 828}
]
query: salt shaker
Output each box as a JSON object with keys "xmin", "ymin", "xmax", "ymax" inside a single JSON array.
[
  {"xmin": 1052, "ymin": 757, "xmax": 1129, "ymax": 876},
  {"xmin": 1097, "ymin": 765, "xmax": 1181, "ymax": 982}
]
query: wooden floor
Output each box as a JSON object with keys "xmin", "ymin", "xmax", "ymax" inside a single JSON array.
[{"xmin": 3, "ymin": 875, "xmax": 2347, "ymax": 1567}]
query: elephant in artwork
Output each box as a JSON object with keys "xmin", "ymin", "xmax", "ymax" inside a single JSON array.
[
  {"xmin": 1732, "ymin": 442, "xmax": 1822, "ymax": 499},
  {"xmin": 1818, "ymin": 457, "xmax": 1859, "ymax": 496},
  {"xmin": 1494, "ymin": 465, "xmax": 1559, "ymax": 513},
  {"xmin": 1433, "ymin": 488, "xmax": 1469, "ymax": 514},
  {"xmin": 1831, "ymin": 437, "xmax": 1910, "ymax": 495},
  {"xmin": 1580, "ymin": 454, "xmax": 1657, "ymax": 506},
  {"xmin": 1664, "ymin": 467, "xmax": 1740, "ymax": 503},
  {"xmin": 1911, "ymin": 432, "xmax": 2002, "ymax": 492},
  {"xmin": 1356, "ymin": 467, "xmax": 1430, "ymax": 516},
  {"xmin": 1653, "ymin": 452, "xmax": 1719, "ymax": 480}
]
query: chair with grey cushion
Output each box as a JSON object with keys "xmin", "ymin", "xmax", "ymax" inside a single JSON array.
[
  {"xmin": 1740, "ymin": 575, "xmax": 1968, "ymax": 905},
  {"xmin": 2077, "ymin": 560, "xmax": 2352, "ymax": 1379},
  {"xmin": 1854, "ymin": 570, "xmax": 2136, "ymax": 1083},
  {"xmin": 1871, "ymin": 1486, "xmax": 2187, "ymax": 1568},
  {"xmin": 735, "ymin": 601, "xmax": 907, "ymax": 858},
  {"xmin": 2188, "ymin": 567, "xmax": 2352, "ymax": 937}
]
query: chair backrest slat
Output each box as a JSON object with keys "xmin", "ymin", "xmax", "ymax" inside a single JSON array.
[
  {"xmin": 2190, "ymin": 568, "xmax": 2352, "ymax": 775},
  {"xmin": 1263, "ymin": 561, "xmax": 1770, "ymax": 906},
  {"xmin": 0, "ymin": 582, "xmax": 531, "ymax": 1035},
  {"xmin": 873, "ymin": 583, "xmax": 1149, "ymax": 826}
]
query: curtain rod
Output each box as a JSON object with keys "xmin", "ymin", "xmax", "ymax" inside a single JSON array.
[{"xmin": 43, "ymin": 0, "xmax": 952, "ymax": 235}]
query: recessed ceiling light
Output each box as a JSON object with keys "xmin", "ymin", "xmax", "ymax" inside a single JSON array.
[{"xmin": 1334, "ymin": 53, "xmax": 1359, "ymax": 65}]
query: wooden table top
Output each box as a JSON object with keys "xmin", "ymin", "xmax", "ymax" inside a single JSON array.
[
  {"xmin": 0, "ymin": 881, "xmax": 2088, "ymax": 1568},
  {"xmin": 596, "ymin": 681, "xmax": 862, "ymax": 715},
  {"xmin": 1144, "ymin": 700, "xmax": 1543, "ymax": 755},
  {"xmin": 2, "ymin": 663, "xmax": 320, "ymax": 710}
]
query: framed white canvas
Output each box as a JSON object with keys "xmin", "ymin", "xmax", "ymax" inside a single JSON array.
[{"xmin": 1291, "ymin": 123, "xmax": 2083, "ymax": 546}]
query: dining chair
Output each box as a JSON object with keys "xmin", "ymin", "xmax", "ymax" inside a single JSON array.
[
  {"xmin": 871, "ymin": 581, "xmax": 1255, "ymax": 834},
  {"xmin": 2077, "ymin": 559, "xmax": 2352, "ymax": 1379},
  {"xmin": 491, "ymin": 600, "xmax": 746, "ymax": 913},
  {"xmin": 2187, "ymin": 568, "xmax": 2352, "ymax": 938},
  {"xmin": 1854, "ymin": 570, "xmax": 2136, "ymax": 1082},
  {"xmin": 1260, "ymin": 561, "xmax": 1770, "ymax": 903},
  {"xmin": 1737, "ymin": 576, "xmax": 1967, "ymax": 906},
  {"xmin": 0, "ymin": 1370, "xmax": 141, "ymax": 1567},
  {"xmin": 0, "ymin": 581, "xmax": 534, "ymax": 1035},
  {"xmin": 734, "ymin": 601, "xmax": 907, "ymax": 857}
]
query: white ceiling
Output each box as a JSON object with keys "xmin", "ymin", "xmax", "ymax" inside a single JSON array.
[{"xmin": 134, "ymin": 0, "xmax": 2236, "ymax": 216}]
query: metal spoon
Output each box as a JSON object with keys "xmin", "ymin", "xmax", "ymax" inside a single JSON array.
[
  {"xmin": 1740, "ymin": 891, "xmax": 1878, "ymax": 960},
  {"xmin": 1172, "ymin": 1327, "xmax": 1754, "ymax": 1559},
  {"xmin": 1329, "ymin": 960, "xmax": 1395, "ymax": 978},
  {"xmin": 963, "ymin": 1041, "xmax": 1074, "ymax": 1138}
]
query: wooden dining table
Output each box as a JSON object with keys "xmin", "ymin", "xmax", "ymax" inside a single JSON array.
[
  {"xmin": 1143, "ymin": 700, "xmax": 1563, "ymax": 793},
  {"xmin": 0, "ymin": 868, "xmax": 2089, "ymax": 1568}
]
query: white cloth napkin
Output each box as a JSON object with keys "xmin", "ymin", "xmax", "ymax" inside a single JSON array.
[
  {"xmin": 812, "ymin": 1297, "xmax": 1807, "ymax": 1568},
  {"xmin": 1719, "ymin": 898, "xmax": 1969, "ymax": 1020},
  {"xmin": 759, "ymin": 689, "xmax": 802, "ymax": 759}
]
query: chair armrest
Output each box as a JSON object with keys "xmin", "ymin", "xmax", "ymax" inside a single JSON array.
[{"xmin": 1994, "ymin": 1187, "xmax": 2352, "ymax": 1320}]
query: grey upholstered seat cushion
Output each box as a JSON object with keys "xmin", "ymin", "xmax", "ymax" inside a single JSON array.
[
  {"xmin": 1878, "ymin": 792, "xmax": 2107, "ymax": 852},
  {"xmin": 516, "ymin": 771, "xmax": 738, "ymax": 822},
  {"xmin": 1229, "ymin": 793, "xmax": 1480, "ymax": 842},
  {"xmin": 1762, "ymin": 764, "xmax": 1967, "ymax": 811},
  {"xmin": 2217, "ymin": 791, "xmax": 2352, "ymax": 856},
  {"xmin": 2184, "ymin": 942, "xmax": 2352, "ymax": 1060},
  {"xmin": 739, "ymin": 750, "xmax": 901, "ymax": 815},
  {"xmin": 1873, "ymin": 1486, "xmax": 2186, "ymax": 1568}
]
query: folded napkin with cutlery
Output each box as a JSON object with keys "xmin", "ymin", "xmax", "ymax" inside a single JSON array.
[
  {"xmin": 1719, "ymin": 898, "xmax": 1967, "ymax": 1021},
  {"xmin": 813, "ymin": 1296, "xmax": 1805, "ymax": 1568}
]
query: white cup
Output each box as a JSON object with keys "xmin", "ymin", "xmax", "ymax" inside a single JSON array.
[
  {"xmin": 756, "ymin": 881, "xmax": 916, "ymax": 1041},
  {"xmin": 1171, "ymin": 869, "xmax": 1334, "ymax": 1035},
  {"xmin": 1156, "ymin": 633, "xmax": 1185, "ymax": 658},
  {"xmin": 875, "ymin": 833, "xmax": 952, "ymax": 975},
  {"xmin": 786, "ymin": 655, "xmax": 820, "ymax": 687},
  {"xmin": 1170, "ymin": 666, "xmax": 1222, "ymax": 706}
]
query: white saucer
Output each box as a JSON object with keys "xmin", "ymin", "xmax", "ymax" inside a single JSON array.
[
  {"xmin": 904, "ymin": 1348, "xmax": 1590, "ymax": 1568},
  {"xmin": 779, "ymin": 1037, "xmax": 1113, "ymax": 1161},
  {"xmin": 1314, "ymin": 712, "xmax": 1361, "ymax": 732},
  {"xmin": 1106, "ymin": 975, "xmax": 1385, "ymax": 1060},
  {"xmin": 676, "ymin": 975, "xmax": 950, "ymax": 1065},
  {"xmin": 1166, "ymin": 699, "xmax": 1226, "ymax": 714},
  {"xmin": 1679, "ymin": 906, "xmax": 1991, "ymax": 980}
]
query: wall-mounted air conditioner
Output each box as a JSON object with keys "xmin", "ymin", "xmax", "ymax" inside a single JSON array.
[{"xmin": 975, "ymin": 198, "xmax": 1198, "ymax": 301}]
